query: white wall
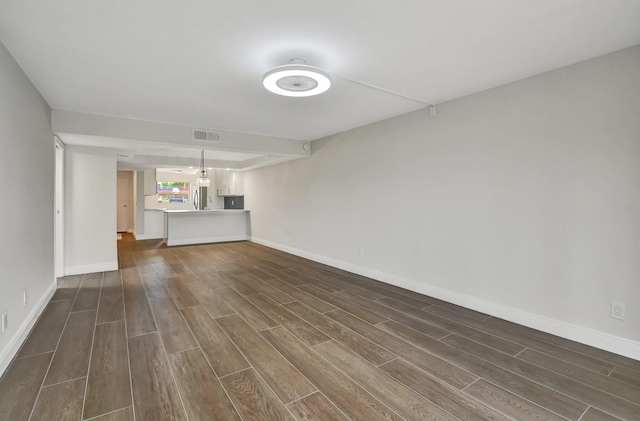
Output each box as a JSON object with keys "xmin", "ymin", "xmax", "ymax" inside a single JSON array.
[
  {"xmin": 140, "ymin": 210, "xmax": 165, "ymax": 240},
  {"xmin": 246, "ymin": 45, "xmax": 640, "ymax": 358},
  {"xmin": 65, "ymin": 146, "xmax": 118, "ymax": 275},
  {"xmin": 0, "ymin": 41, "xmax": 55, "ymax": 375},
  {"xmin": 133, "ymin": 170, "xmax": 145, "ymax": 238}
]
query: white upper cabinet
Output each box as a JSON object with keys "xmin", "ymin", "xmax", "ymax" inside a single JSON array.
[{"xmin": 215, "ymin": 170, "xmax": 244, "ymax": 196}]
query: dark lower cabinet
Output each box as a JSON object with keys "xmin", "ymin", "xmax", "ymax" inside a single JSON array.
[{"xmin": 224, "ymin": 196, "xmax": 244, "ymax": 209}]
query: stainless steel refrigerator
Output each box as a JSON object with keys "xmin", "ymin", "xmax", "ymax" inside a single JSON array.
[{"xmin": 193, "ymin": 186, "xmax": 209, "ymax": 210}]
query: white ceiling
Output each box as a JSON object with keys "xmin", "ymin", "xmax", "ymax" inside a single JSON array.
[{"xmin": 2, "ymin": 1, "xmax": 640, "ymax": 157}]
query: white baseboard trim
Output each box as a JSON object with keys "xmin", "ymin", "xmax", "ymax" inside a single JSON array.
[
  {"xmin": 0, "ymin": 279, "xmax": 57, "ymax": 377},
  {"xmin": 65, "ymin": 262, "xmax": 119, "ymax": 276},
  {"xmin": 166, "ymin": 235, "xmax": 249, "ymax": 247},
  {"xmin": 133, "ymin": 233, "xmax": 163, "ymax": 240},
  {"xmin": 250, "ymin": 236, "xmax": 640, "ymax": 361}
]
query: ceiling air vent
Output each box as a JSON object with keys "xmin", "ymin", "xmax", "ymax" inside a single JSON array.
[{"xmin": 193, "ymin": 129, "xmax": 221, "ymax": 143}]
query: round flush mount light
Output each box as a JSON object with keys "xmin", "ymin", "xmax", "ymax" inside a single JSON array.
[{"xmin": 263, "ymin": 61, "xmax": 331, "ymax": 97}]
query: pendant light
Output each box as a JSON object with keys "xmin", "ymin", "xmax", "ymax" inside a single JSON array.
[
  {"xmin": 263, "ymin": 59, "xmax": 331, "ymax": 97},
  {"xmin": 195, "ymin": 150, "xmax": 211, "ymax": 187}
]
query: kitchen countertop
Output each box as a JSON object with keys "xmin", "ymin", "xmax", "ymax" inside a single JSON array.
[{"xmin": 163, "ymin": 209, "xmax": 248, "ymax": 214}]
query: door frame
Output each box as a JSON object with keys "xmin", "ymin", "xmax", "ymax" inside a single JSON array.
[{"xmin": 54, "ymin": 136, "xmax": 65, "ymax": 278}]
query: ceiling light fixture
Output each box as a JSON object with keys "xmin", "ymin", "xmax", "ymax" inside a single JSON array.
[
  {"xmin": 263, "ymin": 59, "xmax": 331, "ymax": 97},
  {"xmin": 195, "ymin": 150, "xmax": 211, "ymax": 187}
]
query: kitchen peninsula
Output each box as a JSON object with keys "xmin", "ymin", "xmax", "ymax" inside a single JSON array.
[{"xmin": 163, "ymin": 209, "xmax": 249, "ymax": 246}]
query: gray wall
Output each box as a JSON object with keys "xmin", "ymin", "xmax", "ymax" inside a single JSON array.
[
  {"xmin": 0, "ymin": 41, "xmax": 54, "ymax": 373},
  {"xmin": 245, "ymin": 46, "xmax": 640, "ymax": 357}
]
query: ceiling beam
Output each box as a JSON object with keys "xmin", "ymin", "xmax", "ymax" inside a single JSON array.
[{"xmin": 52, "ymin": 110, "xmax": 311, "ymax": 157}]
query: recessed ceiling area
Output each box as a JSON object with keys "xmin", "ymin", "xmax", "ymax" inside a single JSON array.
[
  {"xmin": 2, "ymin": 1, "xmax": 640, "ymax": 168},
  {"xmin": 58, "ymin": 133, "xmax": 286, "ymax": 172}
]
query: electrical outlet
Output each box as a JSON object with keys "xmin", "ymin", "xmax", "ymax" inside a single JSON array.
[
  {"xmin": 611, "ymin": 301, "xmax": 625, "ymax": 320},
  {"xmin": 23, "ymin": 289, "xmax": 27, "ymax": 307},
  {"xmin": 1, "ymin": 312, "xmax": 7, "ymax": 333},
  {"xmin": 358, "ymin": 248, "xmax": 364, "ymax": 259}
]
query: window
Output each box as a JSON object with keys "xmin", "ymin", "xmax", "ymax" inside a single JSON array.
[{"xmin": 157, "ymin": 181, "xmax": 190, "ymax": 203}]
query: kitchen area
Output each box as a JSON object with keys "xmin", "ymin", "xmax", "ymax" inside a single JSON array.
[
  {"xmin": 53, "ymin": 113, "xmax": 309, "ymax": 276},
  {"xmin": 133, "ymin": 161, "xmax": 250, "ymax": 246}
]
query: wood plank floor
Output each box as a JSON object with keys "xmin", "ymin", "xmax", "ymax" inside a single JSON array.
[{"xmin": 1, "ymin": 235, "xmax": 639, "ymax": 420}]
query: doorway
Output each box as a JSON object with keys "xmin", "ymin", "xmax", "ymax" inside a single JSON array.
[
  {"xmin": 117, "ymin": 171, "xmax": 133, "ymax": 233},
  {"xmin": 54, "ymin": 137, "xmax": 65, "ymax": 278}
]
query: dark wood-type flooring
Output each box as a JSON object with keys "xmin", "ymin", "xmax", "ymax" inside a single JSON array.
[{"xmin": 1, "ymin": 235, "xmax": 639, "ymax": 420}]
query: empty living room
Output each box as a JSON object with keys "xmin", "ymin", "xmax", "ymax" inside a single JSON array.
[{"xmin": 1, "ymin": 1, "xmax": 639, "ymax": 420}]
